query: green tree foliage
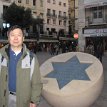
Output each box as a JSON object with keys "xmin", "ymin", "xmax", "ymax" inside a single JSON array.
[
  {"xmin": 23, "ymin": 8, "xmax": 32, "ymax": 27},
  {"xmin": 3, "ymin": 2, "xmax": 32, "ymax": 28}
]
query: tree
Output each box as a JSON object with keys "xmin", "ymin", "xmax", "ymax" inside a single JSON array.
[
  {"xmin": 23, "ymin": 8, "xmax": 32, "ymax": 27},
  {"xmin": 3, "ymin": 2, "xmax": 32, "ymax": 28}
]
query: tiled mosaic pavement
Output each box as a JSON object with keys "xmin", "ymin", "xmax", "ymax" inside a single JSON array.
[{"xmin": 45, "ymin": 56, "xmax": 91, "ymax": 89}]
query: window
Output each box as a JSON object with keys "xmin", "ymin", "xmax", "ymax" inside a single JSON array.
[
  {"xmin": 26, "ymin": 0, "xmax": 29, "ymax": 4},
  {"xmin": 59, "ymin": 2, "xmax": 61, "ymax": 5},
  {"xmin": 33, "ymin": 0, "xmax": 36, "ymax": 6},
  {"xmin": 3, "ymin": 5, "xmax": 8, "ymax": 16},
  {"xmin": 53, "ymin": 19, "xmax": 56, "ymax": 24},
  {"xmin": 51, "ymin": 28, "xmax": 56, "ymax": 33},
  {"xmin": 3, "ymin": 0, "xmax": 10, "ymax": 1},
  {"xmin": 63, "ymin": 3, "xmax": 66, "ymax": 7},
  {"xmin": 63, "ymin": 12, "xmax": 66, "ymax": 17},
  {"xmin": 59, "ymin": 11, "xmax": 62, "ymax": 16},
  {"xmin": 92, "ymin": 6, "xmax": 103, "ymax": 19},
  {"xmin": 47, "ymin": 19, "xmax": 51, "ymax": 24},
  {"xmin": 18, "ymin": 0, "xmax": 21, "ymax": 3},
  {"xmin": 40, "ymin": 13, "xmax": 43, "ymax": 18},
  {"xmin": 3, "ymin": 5, "xmax": 8, "ymax": 10},
  {"xmin": 47, "ymin": 9, "xmax": 51, "ymax": 15},
  {"xmin": 59, "ymin": 20, "xmax": 62, "ymax": 25},
  {"xmin": 33, "ymin": 11, "xmax": 37, "ymax": 14},
  {"xmin": 53, "ymin": 0, "xmax": 55, "ymax": 4},
  {"xmin": 47, "ymin": 0, "xmax": 50, "ymax": 3},
  {"xmin": 53, "ymin": 10, "xmax": 56, "ymax": 16},
  {"xmin": 40, "ymin": 0, "xmax": 43, "ymax": 7},
  {"xmin": 93, "ymin": 12, "xmax": 97, "ymax": 18},
  {"xmin": 63, "ymin": 21, "xmax": 66, "ymax": 26},
  {"xmin": 98, "ymin": 11, "xmax": 102, "ymax": 18}
]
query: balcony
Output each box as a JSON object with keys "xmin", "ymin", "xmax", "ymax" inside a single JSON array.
[
  {"xmin": 58, "ymin": 15, "xmax": 68, "ymax": 20},
  {"xmin": 85, "ymin": 16, "xmax": 107, "ymax": 26},
  {"xmin": 63, "ymin": 16, "xmax": 68, "ymax": 20},
  {"xmin": 3, "ymin": 0, "xmax": 11, "ymax": 3},
  {"xmin": 58, "ymin": 15, "xmax": 64, "ymax": 19},
  {"xmin": 47, "ymin": 13, "xmax": 52, "ymax": 18},
  {"xmin": 51, "ymin": 14, "xmax": 57, "ymax": 18}
]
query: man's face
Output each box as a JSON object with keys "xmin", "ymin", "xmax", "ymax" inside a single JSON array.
[{"xmin": 8, "ymin": 28, "xmax": 24, "ymax": 48}]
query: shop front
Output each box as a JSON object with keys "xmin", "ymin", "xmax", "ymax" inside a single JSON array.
[{"xmin": 83, "ymin": 28, "xmax": 107, "ymax": 53}]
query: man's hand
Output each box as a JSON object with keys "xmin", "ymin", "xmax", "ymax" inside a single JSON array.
[{"xmin": 30, "ymin": 103, "xmax": 37, "ymax": 107}]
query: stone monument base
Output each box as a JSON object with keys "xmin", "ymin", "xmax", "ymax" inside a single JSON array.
[{"xmin": 40, "ymin": 52, "xmax": 104, "ymax": 107}]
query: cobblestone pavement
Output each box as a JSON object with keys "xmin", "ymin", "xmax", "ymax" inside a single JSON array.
[{"xmin": 36, "ymin": 52, "xmax": 107, "ymax": 107}]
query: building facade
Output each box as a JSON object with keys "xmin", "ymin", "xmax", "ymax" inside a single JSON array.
[
  {"xmin": 78, "ymin": 0, "xmax": 107, "ymax": 52},
  {"xmin": 68, "ymin": 0, "xmax": 79, "ymax": 35},
  {"xmin": 0, "ymin": 0, "xmax": 44, "ymax": 32},
  {"xmin": 0, "ymin": 0, "xmax": 13, "ymax": 29},
  {"xmin": 14, "ymin": 0, "xmax": 44, "ymax": 19},
  {"xmin": 43, "ymin": 0, "xmax": 69, "ymax": 37}
]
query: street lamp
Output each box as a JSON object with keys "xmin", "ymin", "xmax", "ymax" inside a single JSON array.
[
  {"xmin": 2, "ymin": 22, "xmax": 10, "ymax": 37},
  {"xmin": 3, "ymin": 22, "xmax": 10, "ymax": 29},
  {"xmin": 3, "ymin": 23, "xmax": 6, "ymax": 29},
  {"xmin": 6, "ymin": 23, "xmax": 10, "ymax": 28}
]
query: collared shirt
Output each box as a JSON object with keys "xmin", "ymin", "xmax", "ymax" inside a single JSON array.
[{"xmin": 8, "ymin": 48, "xmax": 22, "ymax": 92}]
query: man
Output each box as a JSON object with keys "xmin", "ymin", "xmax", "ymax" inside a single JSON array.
[
  {"xmin": 0, "ymin": 25, "xmax": 43, "ymax": 107},
  {"xmin": 96, "ymin": 42, "xmax": 103, "ymax": 62}
]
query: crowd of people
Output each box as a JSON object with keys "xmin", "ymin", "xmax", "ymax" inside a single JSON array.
[
  {"xmin": 85, "ymin": 41, "xmax": 104, "ymax": 62},
  {"xmin": 0, "ymin": 39, "xmax": 104, "ymax": 63},
  {"xmin": 26, "ymin": 41, "xmax": 78, "ymax": 55}
]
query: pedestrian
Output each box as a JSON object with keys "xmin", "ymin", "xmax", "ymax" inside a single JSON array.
[
  {"xmin": 96, "ymin": 42, "xmax": 103, "ymax": 62},
  {"xmin": 54, "ymin": 44, "xmax": 59, "ymax": 55},
  {"xmin": 0, "ymin": 25, "xmax": 43, "ymax": 107},
  {"xmin": 61, "ymin": 41, "xmax": 66, "ymax": 53},
  {"xmin": 86, "ymin": 43, "xmax": 94, "ymax": 55}
]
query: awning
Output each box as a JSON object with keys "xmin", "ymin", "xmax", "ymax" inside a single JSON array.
[
  {"xmin": 83, "ymin": 34, "xmax": 107, "ymax": 37},
  {"xmin": 39, "ymin": 39, "xmax": 59, "ymax": 42},
  {"xmin": 59, "ymin": 37, "xmax": 75, "ymax": 41},
  {"xmin": 83, "ymin": 28, "xmax": 107, "ymax": 37}
]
